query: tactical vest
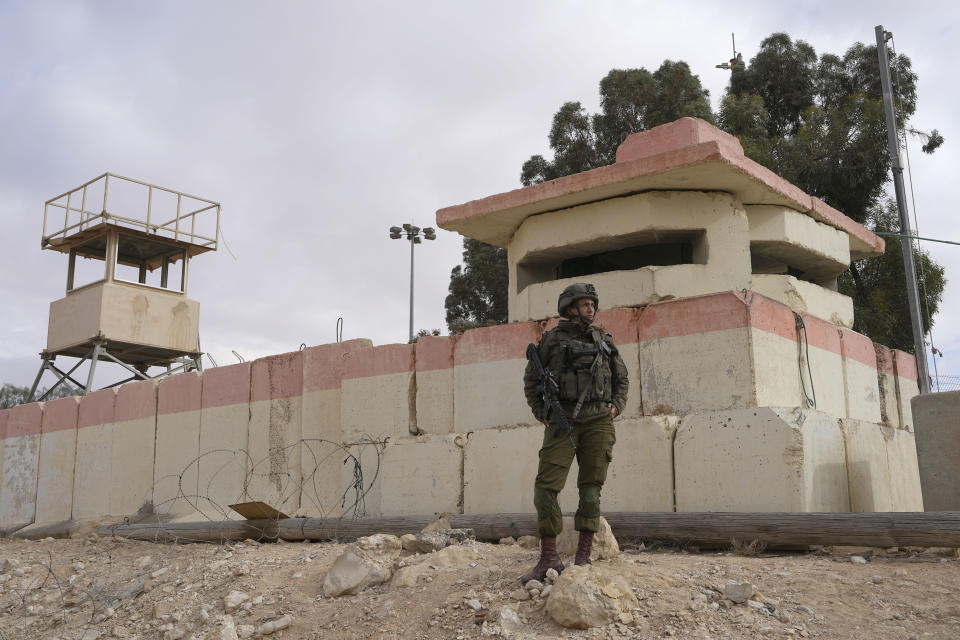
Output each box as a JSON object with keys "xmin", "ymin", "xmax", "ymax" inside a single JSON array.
[{"xmin": 555, "ymin": 328, "xmax": 616, "ymax": 417}]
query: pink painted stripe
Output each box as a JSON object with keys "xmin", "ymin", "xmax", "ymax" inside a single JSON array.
[
  {"xmin": 343, "ymin": 343, "xmax": 414, "ymax": 379},
  {"xmin": 746, "ymin": 292, "xmax": 797, "ymax": 342},
  {"xmin": 304, "ymin": 339, "xmax": 373, "ymax": 391},
  {"xmin": 78, "ymin": 388, "xmax": 116, "ymax": 428},
  {"xmin": 202, "ymin": 362, "xmax": 251, "ymax": 409},
  {"xmin": 6, "ymin": 402, "xmax": 43, "ymax": 438},
  {"xmin": 158, "ymin": 372, "xmax": 202, "ymax": 415},
  {"xmin": 454, "ymin": 323, "xmax": 540, "ymax": 366},
  {"xmin": 893, "ymin": 350, "xmax": 918, "ymax": 383},
  {"xmin": 415, "ymin": 335, "xmax": 455, "ymax": 372},
  {"xmin": 0, "ymin": 409, "xmax": 8, "ymax": 440},
  {"xmin": 839, "ymin": 328, "xmax": 878, "ymax": 369},
  {"xmin": 41, "ymin": 397, "xmax": 80, "ymax": 435},
  {"xmin": 639, "ymin": 291, "xmax": 749, "ymax": 341},
  {"xmin": 798, "ymin": 312, "xmax": 842, "ymax": 357},
  {"xmin": 874, "ymin": 344, "xmax": 896, "ymax": 375},
  {"xmin": 251, "ymin": 351, "xmax": 304, "ymax": 401},
  {"xmin": 115, "ymin": 380, "xmax": 158, "ymax": 422},
  {"xmin": 594, "ymin": 308, "xmax": 640, "ymax": 345}
]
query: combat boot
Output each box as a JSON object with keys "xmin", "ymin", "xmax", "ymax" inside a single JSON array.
[
  {"xmin": 574, "ymin": 531, "xmax": 594, "ymax": 566},
  {"xmin": 520, "ymin": 536, "xmax": 564, "ymax": 584}
]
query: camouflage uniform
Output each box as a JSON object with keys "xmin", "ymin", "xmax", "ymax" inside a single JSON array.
[{"xmin": 523, "ymin": 319, "xmax": 629, "ymax": 536}]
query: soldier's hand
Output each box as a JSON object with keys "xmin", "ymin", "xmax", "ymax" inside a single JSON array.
[{"xmin": 607, "ymin": 403, "xmax": 618, "ymax": 418}]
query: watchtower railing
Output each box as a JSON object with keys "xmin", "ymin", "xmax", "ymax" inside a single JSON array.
[{"xmin": 42, "ymin": 173, "xmax": 221, "ymax": 250}]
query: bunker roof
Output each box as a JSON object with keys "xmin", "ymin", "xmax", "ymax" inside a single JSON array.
[{"xmin": 436, "ymin": 118, "xmax": 884, "ymax": 259}]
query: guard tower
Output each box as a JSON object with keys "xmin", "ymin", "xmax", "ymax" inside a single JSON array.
[{"xmin": 28, "ymin": 173, "xmax": 221, "ymax": 401}]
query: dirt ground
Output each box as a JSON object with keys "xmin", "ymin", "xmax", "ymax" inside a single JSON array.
[{"xmin": 0, "ymin": 532, "xmax": 958, "ymax": 640}]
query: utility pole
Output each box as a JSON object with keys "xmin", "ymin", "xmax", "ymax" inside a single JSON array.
[
  {"xmin": 875, "ymin": 25, "xmax": 930, "ymax": 394},
  {"xmin": 389, "ymin": 224, "xmax": 436, "ymax": 342}
]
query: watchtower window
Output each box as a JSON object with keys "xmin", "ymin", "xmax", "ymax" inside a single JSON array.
[
  {"xmin": 112, "ymin": 233, "xmax": 187, "ymax": 292},
  {"xmin": 557, "ymin": 242, "xmax": 694, "ymax": 280}
]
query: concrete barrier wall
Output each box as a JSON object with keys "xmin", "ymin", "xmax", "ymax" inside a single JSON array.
[
  {"xmin": 154, "ymin": 373, "xmax": 202, "ymax": 520},
  {"xmin": 912, "ymin": 391, "xmax": 960, "ymax": 511},
  {"xmin": 198, "ymin": 362, "xmax": 250, "ymax": 520},
  {"xmin": 0, "ymin": 291, "xmax": 930, "ymax": 529},
  {"xmin": 0, "ymin": 409, "xmax": 8, "ymax": 520},
  {"xmin": 342, "ymin": 344, "xmax": 414, "ymax": 442},
  {"xmin": 0, "ymin": 402, "xmax": 43, "ymax": 532},
  {"xmin": 674, "ymin": 407, "xmax": 850, "ymax": 512},
  {"xmin": 112, "ymin": 380, "xmax": 158, "ymax": 518},
  {"xmin": 453, "ymin": 323, "xmax": 540, "ymax": 431},
  {"xmin": 73, "ymin": 388, "xmax": 116, "ymax": 521},
  {"xmin": 248, "ymin": 351, "xmax": 304, "ymax": 515},
  {"xmin": 33, "ymin": 396, "xmax": 79, "ymax": 528},
  {"xmin": 302, "ymin": 339, "xmax": 372, "ymax": 517},
  {"xmin": 893, "ymin": 350, "xmax": 920, "ymax": 431}
]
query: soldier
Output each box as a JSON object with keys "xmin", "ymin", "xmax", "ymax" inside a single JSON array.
[{"xmin": 521, "ymin": 283, "xmax": 628, "ymax": 583}]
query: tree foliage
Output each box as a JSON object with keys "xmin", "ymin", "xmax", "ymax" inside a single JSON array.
[
  {"xmin": 839, "ymin": 200, "xmax": 945, "ymax": 352},
  {"xmin": 721, "ymin": 33, "xmax": 945, "ymax": 351},
  {"xmin": 520, "ymin": 61, "xmax": 712, "ymax": 185},
  {"xmin": 0, "ymin": 383, "xmax": 77, "ymax": 409},
  {"xmin": 444, "ymin": 238, "xmax": 508, "ymax": 332}
]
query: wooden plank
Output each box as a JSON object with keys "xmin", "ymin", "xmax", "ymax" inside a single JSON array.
[{"xmin": 97, "ymin": 512, "xmax": 960, "ymax": 547}]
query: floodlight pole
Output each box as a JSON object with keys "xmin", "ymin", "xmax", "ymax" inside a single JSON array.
[
  {"xmin": 875, "ymin": 25, "xmax": 930, "ymax": 394},
  {"xmin": 389, "ymin": 224, "xmax": 436, "ymax": 343}
]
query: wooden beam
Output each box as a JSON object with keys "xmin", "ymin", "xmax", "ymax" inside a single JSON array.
[{"xmin": 94, "ymin": 512, "xmax": 960, "ymax": 547}]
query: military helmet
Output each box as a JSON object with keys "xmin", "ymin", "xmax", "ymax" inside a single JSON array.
[{"xmin": 558, "ymin": 283, "xmax": 599, "ymax": 316}]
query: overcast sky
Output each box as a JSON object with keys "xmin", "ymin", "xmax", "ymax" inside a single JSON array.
[{"xmin": 1, "ymin": 0, "xmax": 957, "ymax": 390}]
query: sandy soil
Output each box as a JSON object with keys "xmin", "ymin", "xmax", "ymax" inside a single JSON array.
[{"xmin": 0, "ymin": 533, "xmax": 958, "ymax": 640}]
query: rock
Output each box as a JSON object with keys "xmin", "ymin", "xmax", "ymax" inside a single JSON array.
[
  {"xmin": 224, "ymin": 590, "xmax": 250, "ymax": 611},
  {"xmin": 427, "ymin": 545, "xmax": 481, "ymax": 568},
  {"xmin": 511, "ymin": 588, "xmax": 531, "ymax": 601},
  {"xmin": 747, "ymin": 599, "xmax": 765, "ymax": 610},
  {"xmin": 525, "ymin": 579, "xmax": 545, "ymax": 591},
  {"xmin": 466, "ymin": 599, "xmax": 483, "ymax": 611},
  {"xmin": 545, "ymin": 565, "xmax": 639, "ymax": 629},
  {"xmin": 499, "ymin": 605, "xmax": 523, "ymax": 632},
  {"xmin": 517, "ymin": 536, "xmax": 540, "ymax": 550},
  {"xmin": 400, "ymin": 534, "xmax": 418, "ymax": 551},
  {"xmin": 322, "ymin": 551, "xmax": 371, "ymax": 597},
  {"xmin": 723, "ymin": 580, "xmax": 755, "ymax": 604},
  {"xmin": 545, "ymin": 568, "xmax": 560, "ymax": 584},
  {"xmin": 236, "ymin": 625, "xmax": 255, "ymax": 639},
  {"xmin": 499, "ymin": 537, "xmax": 516, "ymax": 546},
  {"xmin": 618, "ymin": 612, "xmax": 634, "ymax": 624},
  {"xmin": 323, "ymin": 534, "xmax": 403, "ymax": 597},
  {"xmin": 541, "ymin": 584, "xmax": 554, "ymax": 598},
  {"xmin": 153, "ymin": 601, "xmax": 175, "ymax": 619},
  {"xmin": 136, "ymin": 556, "xmax": 152, "ymax": 569},
  {"xmin": 220, "ymin": 615, "xmax": 239, "ymax": 640},
  {"xmin": 850, "ymin": 556, "xmax": 867, "ymax": 564},
  {"xmin": 258, "ymin": 615, "xmax": 292, "ymax": 635},
  {"xmin": 233, "ymin": 563, "xmax": 251, "ymax": 576},
  {"xmin": 151, "ymin": 567, "xmax": 169, "ymax": 579},
  {"xmin": 421, "ymin": 517, "xmax": 452, "ymax": 533},
  {"xmin": 159, "ymin": 624, "xmax": 185, "ymax": 640},
  {"xmin": 556, "ymin": 517, "xmax": 619, "ymax": 561},
  {"xmin": 408, "ymin": 532, "xmax": 450, "ymax": 553},
  {"xmin": 435, "ymin": 528, "xmax": 475, "ymax": 544},
  {"xmin": 391, "ymin": 563, "xmax": 431, "ymax": 588}
]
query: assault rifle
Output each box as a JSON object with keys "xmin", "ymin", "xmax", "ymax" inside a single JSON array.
[{"xmin": 526, "ymin": 343, "xmax": 576, "ymax": 452}]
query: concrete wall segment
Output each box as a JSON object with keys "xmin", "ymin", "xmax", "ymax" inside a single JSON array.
[
  {"xmin": 0, "ymin": 402, "xmax": 43, "ymax": 531},
  {"xmin": 342, "ymin": 343, "xmax": 413, "ymax": 379},
  {"xmin": 874, "ymin": 344, "xmax": 900, "ymax": 428},
  {"xmin": 34, "ymin": 396, "xmax": 79, "ymax": 526},
  {"xmin": 304, "ymin": 338, "xmax": 373, "ymax": 391},
  {"xmin": 378, "ymin": 434, "xmax": 463, "ymax": 517},
  {"xmin": 154, "ymin": 373, "xmax": 201, "ymax": 519},
  {"xmin": 454, "ymin": 323, "xmax": 539, "ymax": 367},
  {"xmin": 674, "ymin": 408, "xmax": 849, "ymax": 512},
  {"xmin": 886, "ymin": 427, "xmax": 923, "ymax": 511},
  {"xmin": 892, "ymin": 350, "xmax": 920, "ymax": 432},
  {"xmin": 202, "ymin": 361, "xmax": 251, "ymax": 409},
  {"xmin": 415, "ymin": 335, "xmax": 455, "ymax": 372},
  {"xmin": 251, "ymin": 350, "xmax": 304, "ymax": 401},
  {"xmin": 912, "ymin": 391, "xmax": 960, "ymax": 510},
  {"xmin": 112, "ymin": 380, "xmax": 158, "ymax": 518},
  {"xmin": 73, "ymin": 388, "xmax": 116, "ymax": 520},
  {"xmin": 841, "ymin": 419, "xmax": 894, "ymax": 512}
]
